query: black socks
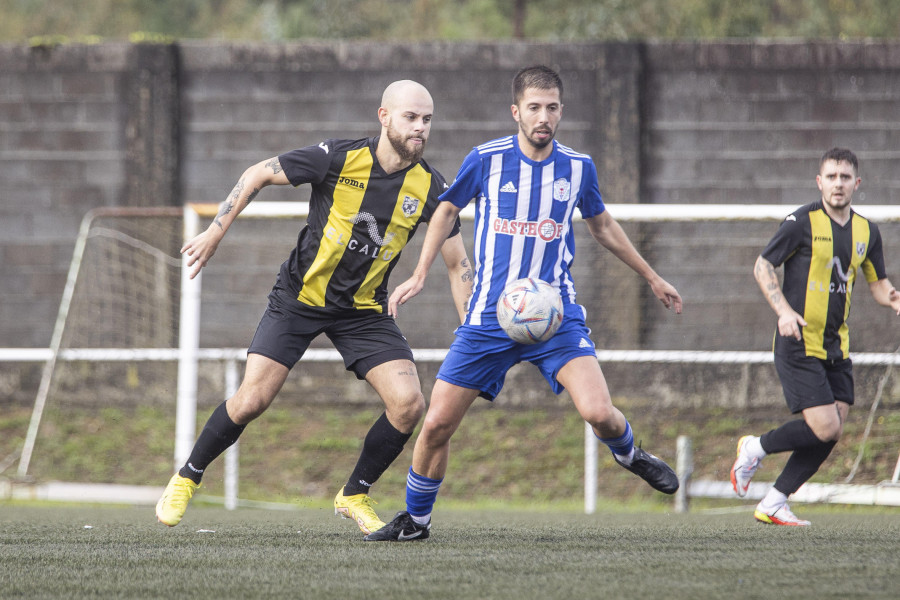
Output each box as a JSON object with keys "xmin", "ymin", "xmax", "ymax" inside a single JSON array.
[
  {"xmin": 760, "ymin": 419, "xmax": 821, "ymax": 454},
  {"xmin": 343, "ymin": 412, "xmax": 411, "ymax": 496},
  {"xmin": 761, "ymin": 418, "xmax": 838, "ymax": 496},
  {"xmin": 178, "ymin": 401, "xmax": 246, "ymax": 484}
]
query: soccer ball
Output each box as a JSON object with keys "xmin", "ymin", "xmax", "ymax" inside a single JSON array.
[{"xmin": 496, "ymin": 278, "xmax": 564, "ymax": 344}]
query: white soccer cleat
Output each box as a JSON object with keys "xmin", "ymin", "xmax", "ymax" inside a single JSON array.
[
  {"xmin": 754, "ymin": 503, "xmax": 810, "ymax": 527},
  {"xmin": 730, "ymin": 435, "xmax": 761, "ymax": 498}
]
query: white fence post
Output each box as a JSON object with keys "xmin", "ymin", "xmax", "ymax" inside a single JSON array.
[
  {"xmin": 224, "ymin": 358, "xmax": 240, "ymax": 510},
  {"xmin": 175, "ymin": 206, "xmax": 201, "ymax": 471},
  {"xmin": 675, "ymin": 435, "xmax": 693, "ymax": 513},
  {"xmin": 584, "ymin": 421, "xmax": 597, "ymax": 514}
]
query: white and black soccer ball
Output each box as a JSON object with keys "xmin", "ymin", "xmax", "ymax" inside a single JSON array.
[{"xmin": 496, "ymin": 277, "xmax": 564, "ymax": 344}]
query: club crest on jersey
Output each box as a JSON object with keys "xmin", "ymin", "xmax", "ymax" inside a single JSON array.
[
  {"xmin": 552, "ymin": 178, "xmax": 570, "ymax": 202},
  {"xmin": 402, "ymin": 195, "xmax": 420, "ymax": 217},
  {"xmin": 857, "ymin": 242, "xmax": 866, "ymax": 257}
]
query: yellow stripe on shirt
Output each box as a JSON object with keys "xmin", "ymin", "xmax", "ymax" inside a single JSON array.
[
  {"xmin": 298, "ymin": 147, "xmax": 372, "ymax": 307},
  {"xmin": 352, "ymin": 165, "xmax": 431, "ymax": 309}
]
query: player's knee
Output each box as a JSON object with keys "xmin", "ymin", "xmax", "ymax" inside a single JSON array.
[
  {"xmin": 384, "ymin": 390, "xmax": 425, "ymax": 433},
  {"xmin": 581, "ymin": 402, "xmax": 616, "ymax": 430},
  {"xmin": 390, "ymin": 390, "xmax": 425, "ymax": 431},
  {"xmin": 419, "ymin": 412, "xmax": 454, "ymax": 448},
  {"xmin": 228, "ymin": 391, "xmax": 273, "ymax": 423},
  {"xmin": 809, "ymin": 419, "xmax": 842, "ymax": 442}
]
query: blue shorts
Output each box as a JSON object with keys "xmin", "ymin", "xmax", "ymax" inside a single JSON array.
[{"xmin": 437, "ymin": 305, "xmax": 597, "ymax": 400}]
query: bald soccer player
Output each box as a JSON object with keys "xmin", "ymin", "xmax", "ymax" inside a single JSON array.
[{"xmin": 155, "ymin": 80, "xmax": 473, "ymax": 536}]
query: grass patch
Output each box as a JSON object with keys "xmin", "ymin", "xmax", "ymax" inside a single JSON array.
[
  {"xmin": 1, "ymin": 505, "xmax": 898, "ymax": 599},
  {"xmin": 3, "ymin": 395, "xmax": 900, "ymax": 508}
]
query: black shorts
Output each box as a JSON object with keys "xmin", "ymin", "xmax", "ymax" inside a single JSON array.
[
  {"xmin": 773, "ymin": 336, "xmax": 854, "ymax": 414},
  {"xmin": 247, "ymin": 288, "xmax": 414, "ymax": 379}
]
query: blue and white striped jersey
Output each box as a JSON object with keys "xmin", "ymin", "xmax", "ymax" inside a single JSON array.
[{"xmin": 440, "ymin": 135, "xmax": 606, "ymax": 326}]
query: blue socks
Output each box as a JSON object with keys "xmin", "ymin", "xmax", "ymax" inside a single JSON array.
[
  {"xmin": 599, "ymin": 421, "xmax": 634, "ymax": 458},
  {"xmin": 406, "ymin": 467, "xmax": 443, "ymax": 519}
]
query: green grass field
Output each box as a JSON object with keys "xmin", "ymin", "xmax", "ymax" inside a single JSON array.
[{"xmin": 1, "ymin": 503, "xmax": 898, "ymax": 599}]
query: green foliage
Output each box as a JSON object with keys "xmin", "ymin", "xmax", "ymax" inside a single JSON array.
[{"xmin": 1, "ymin": 0, "xmax": 898, "ymax": 42}]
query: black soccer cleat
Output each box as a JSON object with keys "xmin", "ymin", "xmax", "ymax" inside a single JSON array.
[
  {"xmin": 615, "ymin": 446, "xmax": 680, "ymax": 494},
  {"xmin": 363, "ymin": 511, "xmax": 430, "ymax": 542}
]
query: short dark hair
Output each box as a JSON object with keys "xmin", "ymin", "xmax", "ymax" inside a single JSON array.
[
  {"xmin": 820, "ymin": 147, "xmax": 858, "ymax": 174},
  {"xmin": 512, "ymin": 65, "xmax": 563, "ymax": 105}
]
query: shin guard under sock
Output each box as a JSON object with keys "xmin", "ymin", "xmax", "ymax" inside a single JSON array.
[
  {"xmin": 774, "ymin": 440, "xmax": 837, "ymax": 496},
  {"xmin": 343, "ymin": 412, "xmax": 412, "ymax": 496},
  {"xmin": 178, "ymin": 401, "xmax": 246, "ymax": 484},
  {"xmin": 759, "ymin": 419, "xmax": 822, "ymax": 454}
]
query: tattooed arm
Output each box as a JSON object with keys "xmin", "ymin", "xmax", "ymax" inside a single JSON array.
[
  {"xmin": 182, "ymin": 157, "xmax": 290, "ymax": 279},
  {"xmin": 439, "ymin": 233, "xmax": 474, "ymax": 324},
  {"xmin": 753, "ymin": 255, "xmax": 806, "ymax": 340}
]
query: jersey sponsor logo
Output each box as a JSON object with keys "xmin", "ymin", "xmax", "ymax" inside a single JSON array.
[
  {"xmin": 499, "ymin": 181, "xmax": 518, "ymax": 193},
  {"xmin": 809, "ymin": 257, "xmax": 852, "ymax": 295},
  {"xmin": 492, "ymin": 217, "xmax": 563, "ymax": 241},
  {"xmin": 350, "ymin": 212, "xmax": 395, "ymax": 246},
  {"xmin": 318, "ymin": 141, "xmax": 329, "ymax": 154},
  {"xmin": 809, "ymin": 280, "xmax": 848, "ymax": 294},
  {"xmin": 324, "ymin": 225, "xmax": 397, "ymax": 261},
  {"xmin": 402, "ymin": 195, "xmax": 420, "ymax": 217},
  {"xmin": 338, "ymin": 176, "xmax": 365, "ymax": 190},
  {"xmin": 552, "ymin": 178, "xmax": 570, "ymax": 202},
  {"xmin": 785, "ymin": 215, "xmax": 797, "ymax": 221},
  {"xmin": 813, "ymin": 235, "xmax": 832, "ymax": 242}
]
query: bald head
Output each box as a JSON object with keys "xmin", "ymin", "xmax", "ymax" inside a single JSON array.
[
  {"xmin": 377, "ymin": 80, "xmax": 434, "ymax": 168},
  {"xmin": 381, "ymin": 80, "xmax": 433, "ymax": 111}
]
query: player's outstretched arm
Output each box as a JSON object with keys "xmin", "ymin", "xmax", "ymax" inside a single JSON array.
[
  {"xmin": 585, "ymin": 211, "xmax": 683, "ymax": 313},
  {"xmin": 181, "ymin": 157, "xmax": 290, "ymax": 279},
  {"xmin": 389, "ymin": 202, "xmax": 462, "ymax": 317},
  {"xmin": 869, "ymin": 278, "xmax": 900, "ymax": 316},
  {"xmin": 754, "ymin": 255, "xmax": 807, "ymax": 340},
  {"xmin": 439, "ymin": 233, "xmax": 473, "ymax": 324}
]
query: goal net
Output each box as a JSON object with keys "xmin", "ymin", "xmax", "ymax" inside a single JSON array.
[{"xmin": 8, "ymin": 202, "xmax": 900, "ymax": 510}]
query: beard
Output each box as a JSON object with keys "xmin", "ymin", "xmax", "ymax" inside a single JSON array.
[
  {"xmin": 520, "ymin": 124, "xmax": 555, "ymax": 150},
  {"xmin": 386, "ymin": 125, "xmax": 426, "ymax": 164}
]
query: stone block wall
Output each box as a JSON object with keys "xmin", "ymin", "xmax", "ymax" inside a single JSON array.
[{"xmin": 2, "ymin": 40, "xmax": 899, "ymax": 407}]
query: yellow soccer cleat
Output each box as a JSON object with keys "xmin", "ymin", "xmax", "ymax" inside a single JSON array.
[
  {"xmin": 156, "ymin": 473, "xmax": 200, "ymax": 527},
  {"xmin": 334, "ymin": 486, "xmax": 385, "ymax": 534}
]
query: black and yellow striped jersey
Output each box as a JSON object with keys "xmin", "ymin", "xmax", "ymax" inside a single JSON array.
[
  {"xmin": 762, "ymin": 200, "xmax": 887, "ymax": 360},
  {"xmin": 276, "ymin": 137, "xmax": 458, "ymax": 313}
]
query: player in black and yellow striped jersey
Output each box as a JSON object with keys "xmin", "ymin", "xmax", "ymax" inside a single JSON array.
[
  {"xmin": 156, "ymin": 80, "xmax": 474, "ymax": 535},
  {"xmin": 730, "ymin": 148, "xmax": 900, "ymax": 526}
]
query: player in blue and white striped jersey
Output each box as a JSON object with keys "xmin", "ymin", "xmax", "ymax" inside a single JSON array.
[{"xmin": 367, "ymin": 65, "xmax": 684, "ymax": 541}]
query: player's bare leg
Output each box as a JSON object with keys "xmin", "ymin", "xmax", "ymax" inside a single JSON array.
[
  {"xmin": 412, "ymin": 381, "xmax": 479, "ymax": 480},
  {"xmin": 366, "ymin": 381, "xmax": 478, "ymax": 541},
  {"xmin": 559, "ymin": 356, "xmax": 678, "ymax": 494}
]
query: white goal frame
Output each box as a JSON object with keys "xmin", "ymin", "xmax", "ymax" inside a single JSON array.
[{"xmin": 6, "ymin": 201, "xmax": 900, "ymax": 512}]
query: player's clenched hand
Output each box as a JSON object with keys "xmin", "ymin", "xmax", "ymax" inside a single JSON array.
[
  {"xmin": 388, "ymin": 276, "xmax": 425, "ymax": 318},
  {"xmin": 777, "ymin": 311, "xmax": 807, "ymax": 341},
  {"xmin": 181, "ymin": 227, "xmax": 224, "ymax": 279}
]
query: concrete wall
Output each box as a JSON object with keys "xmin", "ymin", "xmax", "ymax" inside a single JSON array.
[{"xmin": 2, "ymin": 40, "xmax": 899, "ymax": 406}]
